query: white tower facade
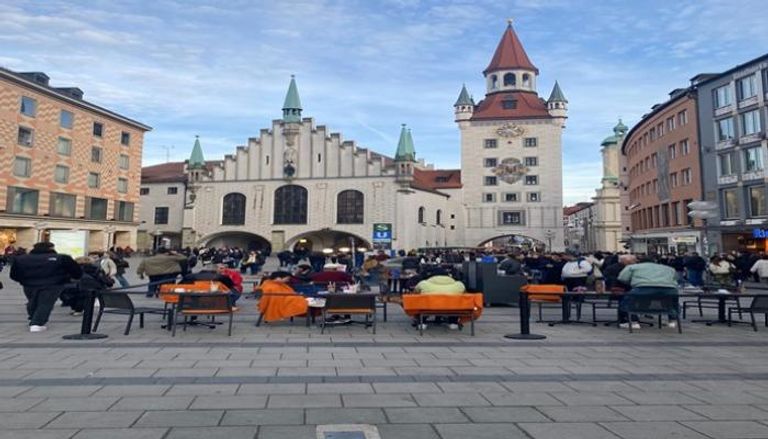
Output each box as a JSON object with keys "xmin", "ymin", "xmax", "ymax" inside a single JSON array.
[{"xmin": 457, "ymin": 23, "xmax": 566, "ymax": 250}]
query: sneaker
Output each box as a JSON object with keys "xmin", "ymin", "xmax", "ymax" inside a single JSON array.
[
  {"xmin": 667, "ymin": 321, "xmax": 678, "ymax": 329},
  {"xmin": 448, "ymin": 323, "xmax": 460, "ymax": 330},
  {"xmin": 619, "ymin": 323, "xmax": 641, "ymax": 329},
  {"xmin": 29, "ymin": 325, "xmax": 47, "ymax": 333},
  {"xmin": 70, "ymin": 311, "xmax": 83, "ymax": 316},
  {"xmin": 418, "ymin": 323, "xmax": 428, "ymax": 330}
]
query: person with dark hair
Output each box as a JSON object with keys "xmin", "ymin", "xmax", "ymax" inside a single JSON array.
[
  {"xmin": 617, "ymin": 255, "xmax": 679, "ymax": 329},
  {"xmin": 10, "ymin": 242, "xmax": 82, "ymax": 332},
  {"xmin": 683, "ymin": 252, "xmax": 706, "ymax": 286}
]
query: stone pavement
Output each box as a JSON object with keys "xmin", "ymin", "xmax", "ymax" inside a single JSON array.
[{"xmin": 1, "ymin": 258, "xmax": 768, "ymax": 438}]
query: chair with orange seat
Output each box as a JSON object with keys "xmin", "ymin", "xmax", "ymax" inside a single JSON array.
[
  {"xmin": 521, "ymin": 284, "xmax": 566, "ymax": 322},
  {"xmin": 172, "ymin": 293, "xmax": 237, "ymax": 336}
]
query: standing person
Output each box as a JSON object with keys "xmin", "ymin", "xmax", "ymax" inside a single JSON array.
[
  {"xmin": 99, "ymin": 252, "xmax": 118, "ymax": 286},
  {"xmin": 683, "ymin": 252, "xmax": 706, "ymax": 286},
  {"xmin": 708, "ymin": 255, "xmax": 734, "ymax": 286},
  {"xmin": 136, "ymin": 248, "xmax": 186, "ymax": 297},
  {"xmin": 561, "ymin": 254, "xmax": 593, "ymax": 291},
  {"xmin": 110, "ymin": 251, "xmax": 130, "ymax": 288},
  {"xmin": 617, "ymin": 255, "xmax": 680, "ymax": 329},
  {"xmin": 9, "ymin": 242, "xmax": 82, "ymax": 332},
  {"xmin": 62, "ymin": 256, "xmax": 114, "ymax": 316}
]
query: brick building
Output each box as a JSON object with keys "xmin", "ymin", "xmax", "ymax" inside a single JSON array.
[
  {"xmin": 622, "ymin": 87, "xmax": 702, "ymax": 254},
  {"xmin": 0, "ymin": 68, "xmax": 151, "ymax": 252}
]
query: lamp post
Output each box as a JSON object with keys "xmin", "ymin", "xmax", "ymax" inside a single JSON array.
[
  {"xmin": 687, "ymin": 201, "xmax": 718, "ymax": 256},
  {"xmin": 544, "ymin": 229, "xmax": 555, "ymax": 251}
]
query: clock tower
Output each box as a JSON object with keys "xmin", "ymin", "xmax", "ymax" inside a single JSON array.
[{"xmin": 456, "ymin": 22, "xmax": 565, "ymax": 251}]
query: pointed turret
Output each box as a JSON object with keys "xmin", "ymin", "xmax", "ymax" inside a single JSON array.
[
  {"xmin": 189, "ymin": 135, "xmax": 205, "ymax": 169},
  {"xmin": 483, "ymin": 21, "xmax": 539, "ymax": 94},
  {"xmin": 613, "ymin": 118, "xmax": 628, "ymax": 137},
  {"xmin": 548, "ymin": 81, "xmax": 567, "ymax": 103},
  {"xmin": 454, "ymin": 84, "xmax": 474, "ymax": 122},
  {"xmin": 282, "ymin": 75, "xmax": 302, "ymax": 123},
  {"xmin": 484, "ymin": 21, "xmax": 538, "ymax": 75},
  {"xmin": 547, "ymin": 81, "xmax": 568, "ymax": 120}
]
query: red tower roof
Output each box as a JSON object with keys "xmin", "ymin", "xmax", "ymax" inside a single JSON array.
[{"xmin": 484, "ymin": 24, "xmax": 538, "ymax": 75}]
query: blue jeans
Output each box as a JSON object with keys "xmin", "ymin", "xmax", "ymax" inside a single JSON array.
[
  {"xmin": 687, "ymin": 269, "xmax": 703, "ymax": 286},
  {"xmin": 619, "ymin": 286, "xmax": 679, "ymax": 322}
]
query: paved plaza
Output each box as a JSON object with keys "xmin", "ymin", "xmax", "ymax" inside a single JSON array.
[{"xmin": 1, "ymin": 259, "xmax": 768, "ymax": 438}]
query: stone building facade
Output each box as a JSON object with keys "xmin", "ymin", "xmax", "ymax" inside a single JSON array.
[
  {"xmin": 695, "ymin": 54, "xmax": 768, "ymax": 253},
  {"xmin": 139, "ymin": 24, "xmax": 566, "ymax": 252},
  {"xmin": 623, "ymin": 87, "xmax": 702, "ymax": 255},
  {"xmin": 0, "ymin": 68, "xmax": 150, "ymax": 252}
]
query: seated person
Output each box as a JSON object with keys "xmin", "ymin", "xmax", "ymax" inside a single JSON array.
[
  {"xmin": 617, "ymin": 256, "xmax": 679, "ymax": 329},
  {"xmin": 413, "ymin": 269, "xmax": 466, "ymax": 329},
  {"xmin": 290, "ymin": 264, "xmax": 314, "ymax": 284},
  {"xmin": 258, "ymin": 271, "xmax": 308, "ymax": 323},
  {"xmin": 323, "ymin": 257, "xmax": 347, "ymax": 272}
]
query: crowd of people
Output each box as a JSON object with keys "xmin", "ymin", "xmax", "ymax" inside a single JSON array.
[{"xmin": 5, "ymin": 237, "xmax": 768, "ymax": 333}]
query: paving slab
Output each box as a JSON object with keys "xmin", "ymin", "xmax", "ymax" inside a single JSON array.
[
  {"xmin": 683, "ymin": 420, "xmax": 768, "ymax": 439},
  {"xmin": 384, "ymin": 407, "xmax": 469, "ymax": 424},
  {"xmin": 71, "ymin": 429, "xmax": 168, "ymax": 439},
  {"xmin": 165, "ymin": 426, "xmax": 258, "ymax": 439},
  {"xmin": 519, "ymin": 422, "xmax": 621, "ymax": 439},
  {"xmin": 305, "ymin": 408, "xmax": 386, "ymax": 424},
  {"xmin": 133, "ymin": 410, "xmax": 224, "ymax": 427},
  {"xmin": 601, "ymin": 421, "xmax": 710, "ymax": 439},
  {"xmin": 434, "ymin": 423, "xmax": 530, "ymax": 439},
  {"xmin": 220, "ymin": 409, "xmax": 304, "ymax": 426},
  {"xmin": 46, "ymin": 411, "xmax": 143, "ymax": 429}
]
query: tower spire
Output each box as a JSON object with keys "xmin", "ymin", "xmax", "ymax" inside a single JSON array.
[
  {"xmin": 454, "ymin": 84, "xmax": 474, "ymax": 106},
  {"xmin": 189, "ymin": 135, "xmax": 205, "ymax": 169},
  {"xmin": 547, "ymin": 81, "xmax": 567, "ymax": 103},
  {"xmin": 395, "ymin": 124, "xmax": 416, "ymax": 162},
  {"xmin": 484, "ymin": 22, "xmax": 538, "ymax": 75},
  {"xmin": 282, "ymin": 75, "xmax": 302, "ymax": 123}
]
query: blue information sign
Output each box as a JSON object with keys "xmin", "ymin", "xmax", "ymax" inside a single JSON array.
[{"xmin": 372, "ymin": 223, "xmax": 392, "ymax": 243}]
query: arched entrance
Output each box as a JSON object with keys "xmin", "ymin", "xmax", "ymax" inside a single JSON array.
[
  {"xmin": 200, "ymin": 231, "xmax": 271, "ymax": 254},
  {"xmin": 478, "ymin": 234, "xmax": 548, "ymax": 253},
  {"xmin": 285, "ymin": 230, "xmax": 371, "ymax": 253}
]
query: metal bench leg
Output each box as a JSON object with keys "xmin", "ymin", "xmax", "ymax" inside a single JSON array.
[{"xmin": 470, "ymin": 316, "xmax": 475, "ymax": 336}]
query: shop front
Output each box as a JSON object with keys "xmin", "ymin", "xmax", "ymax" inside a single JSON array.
[
  {"xmin": 721, "ymin": 229, "xmax": 768, "ymax": 253},
  {"xmin": 630, "ymin": 230, "xmax": 702, "ymax": 255}
]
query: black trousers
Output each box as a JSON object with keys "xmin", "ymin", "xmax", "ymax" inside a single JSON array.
[{"xmin": 23, "ymin": 285, "xmax": 65, "ymax": 326}]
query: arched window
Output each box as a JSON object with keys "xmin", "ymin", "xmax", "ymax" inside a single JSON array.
[
  {"xmin": 436, "ymin": 209, "xmax": 442, "ymax": 225},
  {"xmin": 503, "ymin": 73, "xmax": 516, "ymax": 86},
  {"xmin": 418, "ymin": 206, "xmax": 425, "ymax": 224},
  {"xmin": 490, "ymin": 75, "xmax": 498, "ymax": 89},
  {"xmin": 337, "ymin": 190, "xmax": 364, "ymax": 224},
  {"xmin": 522, "ymin": 73, "xmax": 531, "ymax": 87},
  {"xmin": 222, "ymin": 193, "xmax": 246, "ymax": 225},
  {"xmin": 274, "ymin": 185, "xmax": 308, "ymax": 224}
]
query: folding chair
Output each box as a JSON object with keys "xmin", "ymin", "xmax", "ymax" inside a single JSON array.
[
  {"xmin": 93, "ymin": 291, "xmax": 166, "ymax": 335},
  {"xmin": 172, "ymin": 293, "xmax": 236, "ymax": 336},
  {"xmin": 728, "ymin": 296, "xmax": 768, "ymax": 332},
  {"xmin": 320, "ymin": 294, "xmax": 377, "ymax": 334},
  {"xmin": 625, "ymin": 294, "xmax": 682, "ymax": 333}
]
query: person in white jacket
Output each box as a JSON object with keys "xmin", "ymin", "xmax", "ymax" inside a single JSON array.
[
  {"xmin": 750, "ymin": 255, "xmax": 768, "ymax": 282},
  {"xmin": 99, "ymin": 253, "xmax": 118, "ymax": 286}
]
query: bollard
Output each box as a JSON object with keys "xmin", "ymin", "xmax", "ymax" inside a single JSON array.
[
  {"xmin": 504, "ymin": 291, "xmax": 546, "ymax": 340},
  {"xmin": 63, "ymin": 288, "xmax": 108, "ymax": 340}
]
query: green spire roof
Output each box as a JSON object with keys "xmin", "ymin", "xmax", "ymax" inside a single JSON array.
[
  {"xmin": 547, "ymin": 81, "xmax": 567, "ymax": 102},
  {"xmin": 189, "ymin": 135, "xmax": 205, "ymax": 168},
  {"xmin": 282, "ymin": 75, "xmax": 302, "ymax": 123},
  {"xmin": 454, "ymin": 84, "xmax": 474, "ymax": 106},
  {"xmin": 395, "ymin": 124, "xmax": 416, "ymax": 162}
]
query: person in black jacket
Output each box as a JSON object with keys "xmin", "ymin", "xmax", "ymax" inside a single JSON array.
[
  {"xmin": 10, "ymin": 242, "xmax": 82, "ymax": 332},
  {"xmin": 61, "ymin": 257, "xmax": 114, "ymax": 315}
]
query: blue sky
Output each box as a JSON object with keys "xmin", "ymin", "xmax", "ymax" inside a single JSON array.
[{"xmin": 2, "ymin": 0, "xmax": 766, "ymax": 205}]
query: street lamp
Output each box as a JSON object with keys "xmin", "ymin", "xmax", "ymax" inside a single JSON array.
[{"xmin": 687, "ymin": 201, "xmax": 718, "ymax": 256}]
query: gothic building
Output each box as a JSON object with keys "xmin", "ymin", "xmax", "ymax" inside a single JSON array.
[{"xmin": 138, "ymin": 23, "xmax": 567, "ymax": 252}]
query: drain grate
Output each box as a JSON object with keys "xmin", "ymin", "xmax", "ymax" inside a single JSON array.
[{"xmin": 317, "ymin": 424, "xmax": 381, "ymax": 439}]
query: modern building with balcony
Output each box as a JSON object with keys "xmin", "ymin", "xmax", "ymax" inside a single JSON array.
[
  {"xmin": 0, "ymin": 68, "xmax": 151, "ymax": 252},
  {"xmin": 695, "ymin": 53, "xmax": 768, "ymax": 252},
  {"xmin": 623, "ymin": 86, "xmax": 703, "ymax": 255}
]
